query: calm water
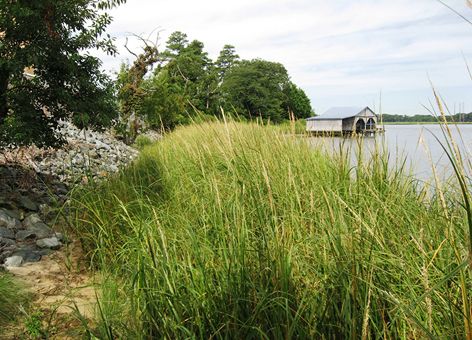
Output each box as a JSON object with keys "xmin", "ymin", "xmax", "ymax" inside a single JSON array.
[{"xmin": 309, "ymin": 124, "xmax": 472, "ymax": 182}]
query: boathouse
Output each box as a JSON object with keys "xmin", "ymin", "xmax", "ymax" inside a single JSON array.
[{"xmin": 306, "ymin": 106, "xmax": 378, "ymax": 134}]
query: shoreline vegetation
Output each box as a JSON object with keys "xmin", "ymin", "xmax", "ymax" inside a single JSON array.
[
  {"xmin": 383, "ymin": 121, "xmax": 472, "ymax": 125},
  {"xmin": 70, "ymin": 120, "xmax": 472, "ymax": 339},
  {"xmin": 380, "ymin": 112, "xmax": 472, "ymax": 124}
]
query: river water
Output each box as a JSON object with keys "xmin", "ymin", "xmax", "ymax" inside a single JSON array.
[{"xmin": 309, "ymin": 124, "xmax": 472, "ymax": 182}]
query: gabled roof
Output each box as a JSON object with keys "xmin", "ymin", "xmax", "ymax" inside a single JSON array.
[{"xmin": 306, "ymin": 106, "xmax": 374, "ymax": 121}]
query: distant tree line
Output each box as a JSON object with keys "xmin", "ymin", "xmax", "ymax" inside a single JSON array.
[
  {"xmin": 117, "ymin": 31, "xmax": 314, "ymax": 136},
  {"xmin": 382, "ymin": 112, "xmax": 472, "ymax": 123}
]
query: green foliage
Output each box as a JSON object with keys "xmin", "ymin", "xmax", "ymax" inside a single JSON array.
[
  {"xmin": 165, "ymin": 39, "xmax": 218, "ymax": 114},
  {"xmin": 24, "ymin": 310, "xmax": 45, "ymax": 339},
  {"xmin": 215, "ymin": 44, "xmax": 239, "ymax": 80},
  {"xmin": 220, "ymin": 59, "xmax": 291, "ymax": 122},
  {"xmin": 284, "ymin": 82, "xmax": 314, "ymax": 118},
  {"xmin": 138, "ymin": 70, "xmax": 187, "ymax": 129},
  {"xmin": 161, "ymin": 31, "xmax": 189, "ymax": 59},
  {"xmin": 133, "ymin": 134, "xmax": 153, "ymax": 150},
  {"xmin": 382, "ymin": 112, "xmax": 472, "ymax": 123},
  {"xmin": 72, "ymin": 121, "xmax": 471, "ymax": 338},
  {"xmin": 115, "ymin": 38, "xmax": 158, "ymax": 143},
  {"xmin": 0, "ymin": 0, "xmax": 124, "ymax": 147},
  {"xmin": 116, "ymin": 31, "xmax": 313, "ymax": 132}
]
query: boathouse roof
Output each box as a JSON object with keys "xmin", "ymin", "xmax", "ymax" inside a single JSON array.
[{"xmin": 306, "ymin": 107, "xmax": 372, "ymax": 121}]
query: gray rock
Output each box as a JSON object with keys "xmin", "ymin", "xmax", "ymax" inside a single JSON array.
[
  {"xmin": 0, "ymin": 209, "xmax": 21, "ymax": 229},
  {"xmin": 19, "ymin": 196, "xmax": 38, "ymax": 211},
  {"xmin": 107, "ymin": 164, "xmax": 119, "ymax": 173},
  {"xmin": 95, "ymin": 140, "xmax": 111, "ymax": 151},
  {"xmin": 54, "ymin": 232, "xmax": 66, "ymax": 243},
  {"xmin": 23, "ymin": 214, "xmax": 53, "ymax": 239},
  {"xmin": 0, "ymin": 248, "xmax": 16, "ymax": 263},
  {"xmin": 39, "ymin": 203, "xmax": 49, "ymax": 216},
  {"xmin": 36, "ymin": 237, "xmax": 61, "ymax": 250},
  {"xmin": 22, "ymin": 213, "xmax": 42, "ymax": 229},
  {"xmin": 37, "ymin": 249, "xmax": 54, "ymax": 256},
  {"xmin": 4, "ymin": 255, "xmax": 23, "ymax": 268},
  {"xmin": 2, "ymin": 209, "xmax": 21, "ymax": 221},
  {"xmin": 15, "ymin": 230, "xmax": 37, "ymax": 241},
  {"xmin": 0, "ymin": 237, "xmax": 16, "ymax": 246},
  {"xmin": 0, "ymin": 227, "xmax": 15, "ymax": 239},
  {"xmin": 30, "ymin": 223, "xmax": 53, "ymax": 239},
  {"xmin": 12, "ymin": 250, "xmax": 41, "ymax": 263}
]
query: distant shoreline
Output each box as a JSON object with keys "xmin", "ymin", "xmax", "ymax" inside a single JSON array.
[{"xmin": 382, "ymin": 121, "xmax": 472, "ymax": 125}]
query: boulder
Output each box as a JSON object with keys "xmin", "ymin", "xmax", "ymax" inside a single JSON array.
[
  {"xmin": 36, "ymin": 237, "xmax": 61, "ymax": 250},
  {"xmin": 4, "ymin": 255, "xmax": 23, "ymax": 268},
  {"xmin": 2, "ymin": 209, "xmax": 21, "ymax": 221},
  {"xmin": 0, "ymin": 227, "xmax": 15, "ymax": 239},
  {"xmin": 29, "ymin": 224, "xmax": 53, "ymax": 239},
  {"xmin": 15, "ymin": 230, "xmax": 37, "ymax": 241},
  {"xmin": 0, "ymin": 237, "xmax": 16, "ymax": 247},
  {"xmin": 23, "ymin": 214, "xmax": 54, "ymax": 239},
  {"xmin": 22, "ymin": 213, "xmax": 43, "ymax": 229},
  {"xmin": 19, "ymin": 196, "xmax": 38, "ymax": 211},
  {"xmin": 0, "ymin": 209, "xmax": 21, "ymax": 229},
  {"xmin": 12, "ymin": 249, "xmax": 42, "ymax": 263}
]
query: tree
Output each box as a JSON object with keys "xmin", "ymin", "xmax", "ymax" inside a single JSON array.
[
  {"xmin": 165, "ymin": 38, "xmax": 218, "ymax": 114},
  {"xmin": 139, "ymin": 69, "xmax": 186, "ymax": 130},
  {"xmin": 0, "ymin": 0, "xmax": 126, "ymax": 147},
  {"xmin": 220, "ymin": 59, "xmax": 292, "ymax": 122},
  {"xmin": 284, "ymin": 82, "xmax": 313, "ymax": 119},
  {"xmin": 215, "ymin": 44, "xmax": 239, "ymax": 81},
  {"xmin": 116, "ymin": 36, "xmax": 158, "ymax": 142},
  {"xmin": 161, "ymin": 31, "xmax": 189, "ymax": 61}
]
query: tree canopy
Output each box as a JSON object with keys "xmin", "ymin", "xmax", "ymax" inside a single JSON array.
[
  {"xmin": 220, "ymin": 59, "xmax": 313, "ymax": 121},
  {"xmin": 117, "ymin": 31, "xmax": 314, "ymax": 131},
  {"xmin": 220, "ymin": 59, "xmax": 290, "ymax": 122},
  {"xmin": 0, "ymin": 0, "xmax": 126, "ymax": 147}
]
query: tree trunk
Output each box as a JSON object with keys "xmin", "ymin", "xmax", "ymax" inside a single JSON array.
[{"xmin": 0, "ymin": 65, "xmax": 9, "ymax": 123}]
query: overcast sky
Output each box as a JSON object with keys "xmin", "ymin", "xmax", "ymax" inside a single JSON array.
[{"xmin": 99, "ymin": 0, "xmax": 472, "ymax": 115}]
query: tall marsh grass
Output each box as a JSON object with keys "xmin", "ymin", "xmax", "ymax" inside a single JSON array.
[
  {"xmin": 0, "ymin": 273, "xmax": 29, "ymax": 326},
  {"xmin": 72, "ymin": 121, "xmax": 471, "ymax": 338}
]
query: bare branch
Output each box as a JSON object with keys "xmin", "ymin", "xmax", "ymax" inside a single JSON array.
[{"xmin": 124, "ymin": 37, "xmax": 139, "ymax": 58}]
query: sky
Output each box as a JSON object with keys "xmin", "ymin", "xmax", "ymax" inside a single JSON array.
[{"xmin": 99, "ymin": 0, "xmax": 472, "ymax": 115}]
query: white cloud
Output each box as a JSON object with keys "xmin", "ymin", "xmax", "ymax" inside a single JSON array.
[{"xmin": 97, "ymin": 0, "xmax": 472, "ymax": 115}]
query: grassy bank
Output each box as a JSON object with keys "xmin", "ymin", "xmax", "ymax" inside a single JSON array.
[{"xmin": 72, "ymin": 121, "xmax": 471, "ymax": 338}]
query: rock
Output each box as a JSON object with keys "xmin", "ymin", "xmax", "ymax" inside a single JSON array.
[
  {"xmin": 107, "ymin": 164, "xmax": 119, "ymax": 173},
  {"xmin": 0, "ymin": 227, "xmax": 15, "ymax": 239},
  {"xmin": 54, "ymin": 232, "xmax": 71, "ymax": 244},
  {"xmin": 0, "ymin": 209, "xmax": 21, "ymax": 229},
  {"xmin": 36, "ymin": 237, "xmax": 61, "ymax": 250},
  {"xmin": 30, "ymin": 223, "xmax": 53, "ymax": 239},
  {"xmin": 0, "ymin": 200, "xmax": 17, "ymax": 211},
  {"xmin": 23, "ymin": 214, "xmax": 53, "ymax": 239},
  {"xmin": 39, "ymin": 203, "xmax": 49, "ymax": 216},
  {"xmin": 95, "ymin": 140, "xmax": 111, "ymax": 151},
  {"xmin": 19, "ymin": 196, "xmax": 38, "ymax": 211},
  {"xmin": 0, "ymin": 237, "xmax": 16, "ymax": 247},
  {"xmin": 37, "ymin": 249, "xmax": 54, "ymax": 256},
  {"xmin": 2, "ymin": 209, "xmax": 21, "ymax": 221},
  {"xmin": 4, "ymin": 255, "xmax": 23, "ymax": 268},
  {"xmin": 0, "ymin": 248, "xmax": 16, "ymax": 263},
  {"xmin": 22, "ymin": 213, "xmax": 42, "ymax": 229},
  {"xmin": 15, "ymin": 230, "xmax": 37, "ymax": 241},
  {"xmin": 12, "ymin": 249, "xmax": 42, "ymax": 263},
  {"xmin": 55, "ymin": 182, "xmax": 68, "ymax": 194}
]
